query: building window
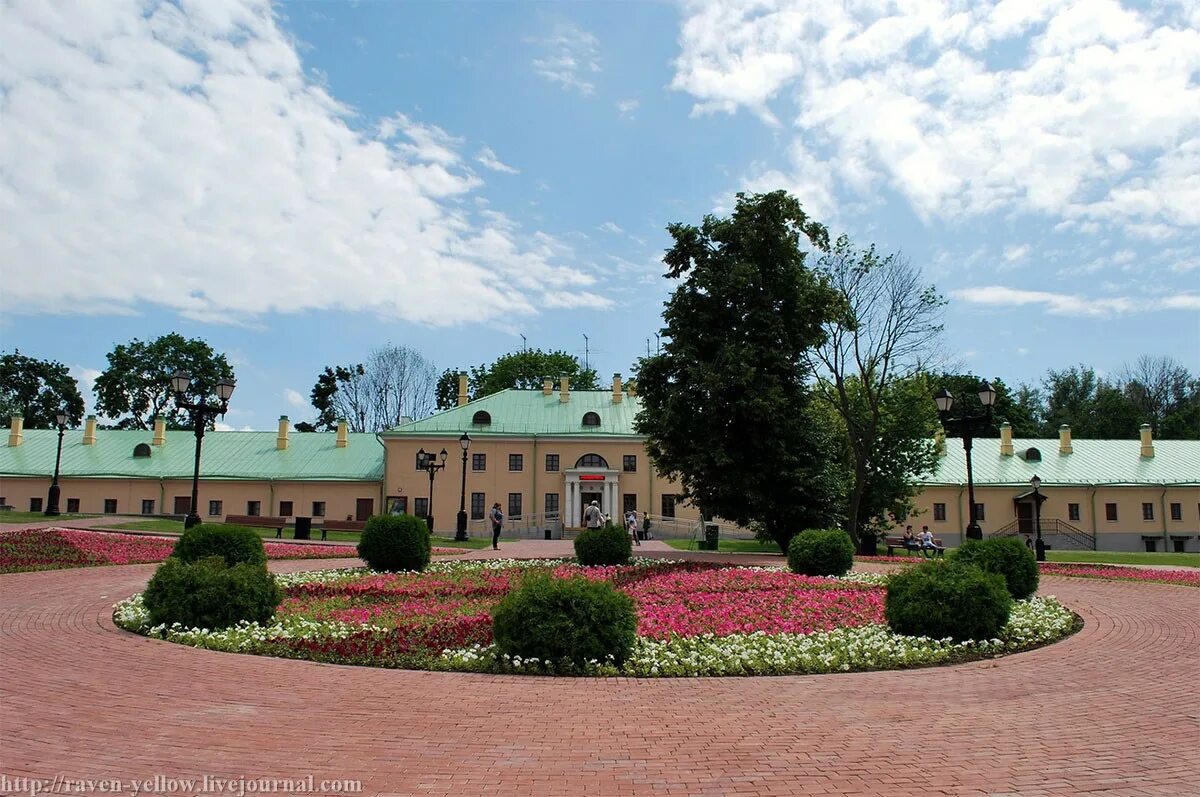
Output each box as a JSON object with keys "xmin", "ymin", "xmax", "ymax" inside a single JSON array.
[
  {"xmin": 622, "ymin": 455, "xmax": 637, "ymax": 472},
  {"xmin": 545, "ymin": 453, "xmax": 559, "ymax": 472},
  {"xmin": 471, "ymin": 492, "xmax": 485, "ymax": 520},
  {"xmin": 247, "ymin": 501, "xmax": 261, "ymax": 517},
  {"xmin": 544, "ymin": 493, "xmax": 559, "ymax": 518},
  {"xmin": 312, "ymin": 501, "xmax": 326, "ymax": 518},
  {"xmin": 104, "ymin": 499, "xmax": 118, "ymax": 514},
  {"xmin": 1142, "ymin": 502, "xmax": 1154, "ymax": 521},
  {"xmin": 581, "ymin": 412, "xmax": 601, "ymax": 427},
  {"xmin": 1105, "ymin": 503, "xmax": 1118, "ymax": 521},
  {"xmin": 66, "ymin": 498, "xmax": 80, "ymax": 513},
  {"xmin": 575, "ymin": 453, "xmax": 608, "ymax": 469},
  {"xmin": 208, "ymin": 500, "xmax": 223, "ymax": 516},
  {"xmin": 1170, "ymin": 502, "xmax": 1182, "ymax": 521},
  {"xmin": 279, "ymin": 500, "xmax": 294, "ymax": 517},
  {"xmin": 974, "ymin": 503, "xmax": 986, "ymax": 521},
  {"xmin": 933, "ymin": 503, "xmax": 946, "ymax": 522},
  {"xmin": 1068, "ymin": 503, "xmax": 1081, "ymax": 522},
  {"xmin": 472, "ymin": 453, "xmax": 486, "ymax": 471},
  {"xmin": 661, "ymin": 495, "xmax": 677, "ymax": 518},
  {"xmin": 508, "ymin": 492, "xmax": 522, "ymax": 518},
  {"xmin": 141, "ymin": 499, "xmax": 154, "ymax": 515},
  {"xmin": 509, "ymin": 453, "xmax": 523, "ymax": 472},
  {"xmin": 623, "ymin": 494, "xmax": 637, "ymax": 514},
  {"xmin": 29, "ymin": 497, "xmax": 43, "ymax": 512},
  {"xmin": 414, "ymin": 497, "xmax": 428, "ymax": 518}
]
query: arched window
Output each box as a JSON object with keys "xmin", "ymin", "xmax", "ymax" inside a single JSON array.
[
  {"xmin": 471, "ymin": 410, "xmax": 491, "ymax": 426},
  {"xmin": 1025, "ymin": 447, "xmax": 1042, "ymax": 462},
  {"xmin": 575, "ymin": 453, "xmax": 609, "ymax": 469},
  {"xmin": 133, "ymin": 443, "xmax": 152, "ymax": 458},
  {"xmin": 581, "ymin": 412, "xmax": 601, "ymax": 427}
]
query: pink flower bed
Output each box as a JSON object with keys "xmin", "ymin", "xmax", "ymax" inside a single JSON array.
[
  {"xmin": 0, "ymin": 528, "xmax": 360, "ymax": 573},
  {"xmin": 1040, "ymin": 562, "xmax": 1200, "ymax": 587}
]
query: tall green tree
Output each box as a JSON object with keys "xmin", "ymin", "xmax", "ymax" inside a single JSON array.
[
  {"xmin": 94, "ymin": 334, "xmax": 234, "ymax": 430},
  {"xmin": 1121, "ymin": 355, "xmax": 1199, "ymax": 439},
  {"xmin": 436, "ymin": 349, "xmax": 599, "ymax": 410},
  {"xmin": 0, "ymin": 351, "xmax": 85, "ymax": 428},
  {"xmin": 805, "ymin": 236, "xmax": 945, "ymax": 548},
  {"xmin": 634, "ymin": 191, "xmax": 846, "ymax": 554}
]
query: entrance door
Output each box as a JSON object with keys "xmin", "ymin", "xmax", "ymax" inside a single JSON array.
[
  {"xmin": 581, "ymin": 491, "xmax": 602, "ymax": 525},
  {"xmin": 1017, "ymin": 502, "xmax": 1033, "ymax": 534},
  {"xmin": 355, "ymin": 498, "xmax": 374, "ymax": 521},
  {"xmin": 173, "ymin": 496, "xmax": 191, "ymax": 515}
]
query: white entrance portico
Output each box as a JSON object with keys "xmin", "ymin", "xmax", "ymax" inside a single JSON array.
[{"xmin": 563, "ymin": 468, "xmax": 621, "ymax": 526}]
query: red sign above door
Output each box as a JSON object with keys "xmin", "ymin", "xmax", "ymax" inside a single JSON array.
[{"xmin": 579, "ymin": 474, "xmax": 605, "ymax": 481}]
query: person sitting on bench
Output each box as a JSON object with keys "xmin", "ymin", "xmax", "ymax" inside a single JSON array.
[
  {"xmin": 902, "ymin": 525, "xmax": 919, "ymax": 552},
  {"xmin": 919, "ymin": 526, "xmax": 944, "ymax": 557}
]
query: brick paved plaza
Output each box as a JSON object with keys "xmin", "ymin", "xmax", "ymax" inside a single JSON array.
[{"xmin": 1, "ymin": 543, "xmax": 1197, "ymax": 797}]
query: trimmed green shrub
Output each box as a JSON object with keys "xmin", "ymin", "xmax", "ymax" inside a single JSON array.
[
  {"xmin": 172, "ymin": 523, "xmax": 266, "ymax": 567},
  {"xmin": 952, "ymin": 536, "xmax": 1039, "ymax": 600},
  {"xmin": 787, "ymin": 529, "xmax": 855, "ymax": 577},
  {"xmin": 574, "ymin": 522, "xmax": 633, "ymax": 566},
  {"xmin": 492, "ymin": 574, "xmax": 638, "ymax": 668},
  {"xmin": 885, "ymin": 560, "xmax": 1013, "ymax": 642},
  {"xmin": 142, "ymin": 556, "xmax": 281, "ymax": 629},
  {"xmin": 357, "ymin": 514, "xmax": 431, "ymax": 572}
]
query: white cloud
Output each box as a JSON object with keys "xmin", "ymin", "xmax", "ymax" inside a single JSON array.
[
  {"xmin": 0, "ymin": 0, "xmax": 607, "ymax": 324},
  {"xmin": 283, "ymin": 388, "xmax": 307, "ymax": 410},
  {"xmin": 598, "ymin": 221, "xmax": 624, "ymax": 234},
  {"xmin": 1003, "ymin": 244, "xmax": 1031, "ymax": 263},
  {"xmin": 68, "ymin": 365, "xmax": 103, "ymax": 416},
  {"xmin": 673, "ymin": 0, "xmax": 1200, "ymax": 235},
  {"xmin": 953, "ymin": 285, "xmax": 1200, "ymax": 317},
  {"xmin": 531, "ymin": 23, "xmax": 601, "ymax": 95},
  {"xmin": 214, "ymin": 421, "xmax": 256, "ymax": 432},
  {"xmin": 616, "ymin": 98, "xmax": 639, "ymax": 117},
  {"xmin": 475, "ymin": 146, "xmax": 519, "ymax": 175}
]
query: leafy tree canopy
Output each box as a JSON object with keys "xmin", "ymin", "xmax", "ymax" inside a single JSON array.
[
  {"xmin": 93, "ymin": 334, "xmax": 234, "ymax": 430},
  {"xmin": 436, "ymin": 349, "xmax": 599, "ymax": 409},
  {"xmin": 0, "ymin": 350, "xmax": 85, "ymax": 428},
  {"xmin": 634, "ymin": 190, "xmax": 846, "ymax": 554}
]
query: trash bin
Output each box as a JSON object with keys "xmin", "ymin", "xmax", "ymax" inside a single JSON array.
[
  {"xmin": 294, "ymin": 516, "xmax": 312, "ymax": 540},
  {"xmin": 704, "ymin": 524, "xmax": 719, "ymax": 551}
]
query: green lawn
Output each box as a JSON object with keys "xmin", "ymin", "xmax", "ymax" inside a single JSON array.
[
  {"xmin": 0, "ymin": 511, "xmax": 99, "ymax": 523},
  {"xmin": 663, "ymin": 538, "xmax": 783, "ymax": 554},
  {"xmin": 1046, "ymin": 550, "xmax": 1200, "ymax": 568},
  {"xmin": 97, "ymin": 519, "xmax": 184, "ymax": 533}
]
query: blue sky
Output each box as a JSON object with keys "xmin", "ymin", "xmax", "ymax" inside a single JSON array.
[{"xmin": 2, "ymin": 0, "xmax": 1198, "ymax": 430}]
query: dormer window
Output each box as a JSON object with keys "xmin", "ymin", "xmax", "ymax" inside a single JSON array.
[
  {"xmin": 472, "ymin": 410, "xmax": 491, "ymax": 426},
  {"xmin": 582, "ymin": 412, "xmax": 601, "ymax": 427},
  {"xmin": 575, "ymin": 453, "xmax": 609, "ymax": 469},
  {"xmin": 1025, "ymin": 447, "xmax": 1041, "ymax": 462},
  {"xmin": 133, "ymin": 443, "xmax": 152, "ymax": 458}
]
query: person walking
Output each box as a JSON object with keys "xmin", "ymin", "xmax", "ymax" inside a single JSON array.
[
  {"xmin": 584, "ymin": 500, "xmax": 603, "ymax": 530},
  {"xmin": 489, "ymin": 502, "xmax": 504, "ymax": 551},
  {"xmin": 625, "ymin": 510, "xmax": 640, "ymax": 546}
]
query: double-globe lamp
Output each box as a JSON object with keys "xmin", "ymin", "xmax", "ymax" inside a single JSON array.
[
  {"xmin": 171, "ymin": 370, "xmax": 236, "ymax": 529},
  {"xmin": 934, "ymin": 380, "xmax": 997, "ymax": 541}
]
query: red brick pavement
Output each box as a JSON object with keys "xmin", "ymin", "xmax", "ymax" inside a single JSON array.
[{"xmin": 1, "ymin": 556, "xmax": 1197, "ymax": 796}]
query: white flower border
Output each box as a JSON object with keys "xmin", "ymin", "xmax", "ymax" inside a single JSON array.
[{"xmin": 113, "ymin": 561, "xmax": 1076, "ymax": 677}]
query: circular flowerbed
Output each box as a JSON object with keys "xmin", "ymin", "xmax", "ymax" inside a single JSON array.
[{"xmin": 115, "ymin": 559, "xmax": 1079, "ymax": 677}]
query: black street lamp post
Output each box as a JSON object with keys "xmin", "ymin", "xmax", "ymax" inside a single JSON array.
[
  {"xmin": 417, "ymin": 446, "xmax": 448, "ymax": 534},
  {"xmin": 934, "ymin": 380, "xmax": 997, "ymax": 541},
  {"xmin": 171, "ymin": 370, "xmax": 236, "ymax": 529},
  {"xmin": 44, "ymin": 411, "xmax": 69, "ymax": 516},
  {"xmin": 1030, "ymin": 474, "xmax": 1047, "ymax": 562},
  {"xmin": 456, "ymin": 433, "xmax": 471, "ymax": 541}
]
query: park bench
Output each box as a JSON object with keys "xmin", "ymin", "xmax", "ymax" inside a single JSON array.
[
  {"xmin": 319, "ymin": 519, "xmax": 365, "ymax": 541},
  {"xmin": 884, "ymin": 535, "xmax": 944, "ymax": 556},
  {"xmin": 225, "ymin": 514, "xmax": 289, "ymax": 538}
]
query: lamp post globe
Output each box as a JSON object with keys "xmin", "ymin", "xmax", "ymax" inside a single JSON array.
[
  {"xmin": 173, "ymin": 373, "xmax": 235, "ymax": 530},
  {"xmin": 934, "ymin": 379, "xmax": 995, "ymax": 542},
  {"xmin": 456, "ymin": 433, "xmax": 471, "ymax": 541},
  {"xmin": 44, "ymin": 411, "xmax": 69, "ymax": 517}
]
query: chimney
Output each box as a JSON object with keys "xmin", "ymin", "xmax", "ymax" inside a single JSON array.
[
  {"xmin": 336, "ymin": 418, "xmax": 349, "ymax": 448},
  {"xmin": 559, "ymin": 375, "xmax": 570, "ymax": 403},
  {"xmin": 277, "ymin": 415, "xmax": 289, "ymax": 450},
  {"xmin": 999, "ymin": 422, "xmax": 1013, "ymax": 456},
  {"xmin": 935, "ymin": 425, "xmax": 946, "ymax": 457},
  {"xmin": 612, "ymin": 373, "xmax": 623, "ymax": 404},
  {"xmin": 627, "ymin": 379, "xmax": 636, "ymax": 397},
  {"xmin": 1140, "ymin": 423, "xmax": 1155, "ymax": 458},
  {"xmin": 1058, "ymin": 424, "xmax": 1073, "ymax": 455},
  {"xmin": 152, "ymin": 416, "xmax": 167, "ymax": 446},
  {"xmin": 7, "ymin": 416, "xmax": 23, "ymax": 447},
  {"xmin": 457, "ymin": 372, "xmax": 469, "ymax": 407},
  {"xmin": 543, "ymin": 377, "xmax": 553, "ymax": 396},
  {"xmin": 82, "ymin": 415, "xmax": 97, "ymax": 446}
]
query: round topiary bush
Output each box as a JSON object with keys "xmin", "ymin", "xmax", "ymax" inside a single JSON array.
[
  {"xmin": 492, "ymin": 574, "xmax": 638, "ymax": 668},
  {"xmin": 142, "ymin": 556, "xmax": 282, "ymax": 629},
  {"xmin": 356, "ymin": 514, "xmax": 431, "ymax": 572},
  {"xmin": 172, "ymin": 523, "xmax": 266, "ymax": 567},
  {"xmin": 786, "ymin": 529, "xmax": 855, "ymax": 577},
  {"xmin": 885, "ymin": 560, "xmax": 1013, "ymax": 642},
  {"xmin": 574, "ymin": 522, "xmax": 633, "ymax": 566},
  {"xmin": 952, "ymin": 536, "xmax": 1039, "ymax": 600}
]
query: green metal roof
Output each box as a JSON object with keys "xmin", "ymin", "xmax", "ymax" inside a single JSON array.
[
  {"xmin": 384, "ymin": 389, "xmax": 644, "ymax": 437},
  {"xmin": 0, "ymin": 430, "xmax": 383, "ymax": 481},
  {"xmin": 925, "ymin": 437, "xmax": 1200, "ymax": 486}
]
